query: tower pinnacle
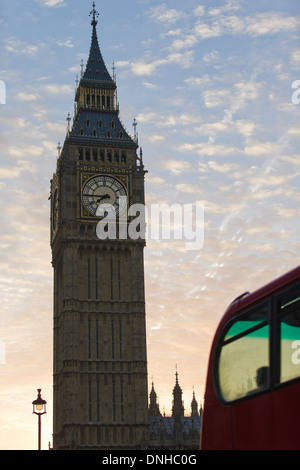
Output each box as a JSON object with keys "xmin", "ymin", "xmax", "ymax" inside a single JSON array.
[
  {"xmin": 90, "ymin": 2, "xmax": 99, "ymax": 26},
  {"xmin": 172, "ymin": 369, "xmax": 184, "ymax": 419}
]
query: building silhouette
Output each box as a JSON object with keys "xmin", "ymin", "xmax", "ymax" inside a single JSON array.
[
  {"xmin": 50, "ymin": 3, "xmax": 201, "ymax": 450},
  {"xmin": 148, "ymin": 373, "xmax": 202, "ymax": 450}
]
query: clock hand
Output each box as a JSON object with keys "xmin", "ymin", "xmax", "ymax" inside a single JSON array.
[
  {"xmin": 82, "ymin": 193, "xmax": 110, "ymax": 201},
  {"xmin": 97, "ymin": 194, "xmax": 110, "ymax": 203}
]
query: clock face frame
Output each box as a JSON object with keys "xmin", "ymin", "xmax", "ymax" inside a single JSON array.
[{"xmin": 82, "ymin": 175, "xmax": 127, "ymax": 217}]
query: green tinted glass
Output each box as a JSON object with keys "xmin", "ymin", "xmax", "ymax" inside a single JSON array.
[{"xmin": 218, "ymin": 304, "xmax": 269, "ymax": 402}]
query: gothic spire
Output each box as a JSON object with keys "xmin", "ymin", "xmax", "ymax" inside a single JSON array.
[
  {"xmin": 81, "ymin": 2, "xmax": 114, "ymax": 87},
  {"xmin": 68, "ymin": 3, "xmax": 137, "ymax": 148},
  {"xmin": 90, "ymin": 2, "xmax": 99, "ymax": 26},
  {"xmin": 172, "ymin": 369, "xmax": 184, "ymax": 419},
  {"xmin": 191, "ymin": 390, "xmax": 199, "ymax": 417},
  {"xmin": 149, "ymin": 382, "xmax": 161, "ymax": 417}
]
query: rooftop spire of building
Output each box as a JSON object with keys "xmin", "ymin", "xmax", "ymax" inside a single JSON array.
[
  {"xmin": 172, "ymin": 368, "xmax": 184, "ymax": 419},
  {"xmin": 81, "ymin": 2, "xmax": 114, "ymax": 87},
  {"xmin": 68, "ymin": 3, "xmax": 137, "ymax": 148},
  {"xmin": 191, "ymin": 390, "xmax": 199, "ymax": 417},
  {"xmin": 149, "ymin": 382, "xmax": 161, "ymax": 417},
  {"xmin": 90, "ymin": 1, "xmax": 99, "ymax": 26}
]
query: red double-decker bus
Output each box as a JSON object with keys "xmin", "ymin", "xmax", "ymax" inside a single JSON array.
[{"xmin": 201, "ymin": 266, "xmax": 300, "ymax": 450}]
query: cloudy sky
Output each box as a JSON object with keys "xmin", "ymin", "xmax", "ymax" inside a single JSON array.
[{"xmin": 0, "ymin": 0, "xmax": 299, "ymax": 450}]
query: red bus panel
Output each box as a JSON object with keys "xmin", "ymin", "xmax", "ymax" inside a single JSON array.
[{"xmin": 201, "ymin": 266, "xmax": 300, "ymax": 450}]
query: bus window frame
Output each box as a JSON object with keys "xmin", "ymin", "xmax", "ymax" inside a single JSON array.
[
  {"xmin": 213, "ymin": 300, "xmax": 272, "ymax": 405},
  {"xmin": 213, "ymin": 280, "xmax": 300, "ymax": 406},
  {"xmin": 274, "ymin": 281, "xmax": 300, "ymax": 386}
]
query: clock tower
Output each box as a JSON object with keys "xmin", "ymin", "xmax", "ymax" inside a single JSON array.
[{"xmin": 50, "ymin": 4, "xmax": 148, "ymax": 450}]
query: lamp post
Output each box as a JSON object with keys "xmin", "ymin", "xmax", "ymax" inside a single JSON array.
[{"xmin": 32, "ymin": 389, "xmax": 47, "ymax": 450}]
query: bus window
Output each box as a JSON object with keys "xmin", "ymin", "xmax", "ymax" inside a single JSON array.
[
  {"xmin": 279, "ymin": 285, "xmax": 300, "ymax": 384},
  {"xmin": 217, "ymin": 303, "xmax": 269, "ymax": 403}
]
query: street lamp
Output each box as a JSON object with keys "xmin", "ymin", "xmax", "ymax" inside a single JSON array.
[{"xmin": 32, "ymin": 389, "xmax": 47, "ymax": 450}]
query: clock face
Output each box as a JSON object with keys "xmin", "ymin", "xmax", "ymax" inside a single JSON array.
[
  {"xmin": 82, "ymin": 175, "xmax": 127, "ymax": 216},
  {"xmin": 52, "ymin": 189, "xmax": 58, "ymax": 231}
]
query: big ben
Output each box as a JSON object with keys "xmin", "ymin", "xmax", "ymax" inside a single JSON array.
[{"xmin": 50, "ymin": 3, "xmax": 148, "ymax": 450}]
